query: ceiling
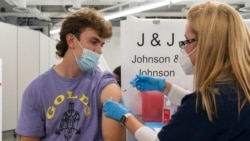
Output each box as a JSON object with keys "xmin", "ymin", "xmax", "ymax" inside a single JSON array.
[{"xmin": 0, "ymin": 0, "xmax": 250, "ymax": 35}]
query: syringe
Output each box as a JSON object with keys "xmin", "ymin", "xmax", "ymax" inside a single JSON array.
[{"xmin": 123, "ymin": 85, "xmax": 133, "ymax": 92}]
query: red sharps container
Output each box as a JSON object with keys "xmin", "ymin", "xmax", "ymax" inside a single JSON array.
[{"xmin": 141, "ymin": 91, "xmax": 164, "ymax": 122}]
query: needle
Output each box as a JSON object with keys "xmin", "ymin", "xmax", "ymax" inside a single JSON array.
[{"xmin": 123, "ymin": 85, "xmax": 133, "ymax": 92}]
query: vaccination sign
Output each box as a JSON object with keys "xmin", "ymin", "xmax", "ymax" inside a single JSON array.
[{"xmin": 121, "ymin": 18, "xmax": 193, "ymax": 115}]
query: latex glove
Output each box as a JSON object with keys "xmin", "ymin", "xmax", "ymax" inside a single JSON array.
[
  {"xmin": 103, "ymin": 99, "xmax": 131, "ymax": 121},
  {"xmin": 130, "ymin": 75, "xmax": 166, "ymax": 92}
]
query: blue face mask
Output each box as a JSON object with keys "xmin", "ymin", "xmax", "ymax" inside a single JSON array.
[{"xmin": 73, "ymin": 39, "xmax": 100, "ymax": 72}]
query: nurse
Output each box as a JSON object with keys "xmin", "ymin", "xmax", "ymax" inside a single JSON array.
[{"xmin": 103, "ymin": 1, "xmax": 250, "ymax": 141}]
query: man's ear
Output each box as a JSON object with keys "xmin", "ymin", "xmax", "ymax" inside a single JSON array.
[{"xmin": 66, "ymin": 33, "xmax": 76, "ymax": 49}]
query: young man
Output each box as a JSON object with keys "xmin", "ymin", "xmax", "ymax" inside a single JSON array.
[{"xmin": 16, "ymin": 8, "xmax": 125, "ymax": 141}]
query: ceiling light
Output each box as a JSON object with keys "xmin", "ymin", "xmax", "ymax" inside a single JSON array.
[
  {"xmin": 104, "ymin": 0, "xmax": 182, "ymax": 20},
  {"xmin": 239, "ymin": 7, "xmax": 250, "ymax": 12},
  {"xmin": 11, "ymin": 0, "xmax": 30, "ymax": 13},
  {"xmin": 180, "ymin": 2, "xmax": 193, "ymax": 12},
  {"xmin": 12, "ymin": 7, "xmax": 30, "ymax": 13},
  {"xmin": 68, "ymin": 7, "xmax": 82, "ymax": 13},
  {"xmin": 239, "ymin": 0, "xmax": 250, "ymax": 12},
  {"xmin": 68, "ymin": 0, "xmax": 82, "ymax": 12},
  {"xmin": 50, "ymin": 28, "xmax": 61, "ymax": 35}
]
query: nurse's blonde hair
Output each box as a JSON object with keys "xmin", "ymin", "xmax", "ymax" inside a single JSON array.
[{"xmin": 187, "ymin": 1, "xmax": 250, "ymax": 121}]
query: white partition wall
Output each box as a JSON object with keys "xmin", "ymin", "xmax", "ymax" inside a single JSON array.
[
  {"xmin": 0, "ymin": 22, "xmax": 18, "ymax": 131},
  {"xmin": 17, "ymin": 27, "xmax": 40, "ymax": 119},
  {"xmin": 49, "ymin": 38, "xmax": 62, "ymax": 66},
  {"xmin": 0, "ymin": 22, "xmax": 60, "ymax": 132},
  {"xmin": 39, "ymin": 33, "xmax": 50, "ymax": 73},
  {"xmin": 102, "ymin": 27, "xmax": 121, "ymax": 71},
  {"xmin": 245, "ymin": 19, "xmax": 250, "ymax": 28}
]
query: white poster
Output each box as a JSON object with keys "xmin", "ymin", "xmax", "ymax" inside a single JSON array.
[{"xmin": 121, "ymin": 18, "xmax": 193, "ymax": 115}]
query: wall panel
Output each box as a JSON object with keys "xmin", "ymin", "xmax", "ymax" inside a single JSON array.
[
  {"xmin": 0, "ymin": 22, "xmax": 18, "ymax": 131},
  {"xmin": 17, "ymin": 27, "xmax": 40, "ymax": 118},
  {"xmin": 39, "ymin": 33, "xmax": 50, "ymax": 73}
]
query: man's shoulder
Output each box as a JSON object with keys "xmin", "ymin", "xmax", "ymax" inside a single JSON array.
[{"xmin": 90, "ymin": 68, "xmax": 113, "ymax": 78}]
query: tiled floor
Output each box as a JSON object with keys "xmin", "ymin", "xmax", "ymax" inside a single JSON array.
[{"xmin": 3, "ymin": 130, "xmax": 20, "ymax": 141}]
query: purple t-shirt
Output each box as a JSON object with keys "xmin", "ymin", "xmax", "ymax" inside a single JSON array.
[{"xmin": 16, "ymin": 67, "xmax": 117, "ymax": 141}]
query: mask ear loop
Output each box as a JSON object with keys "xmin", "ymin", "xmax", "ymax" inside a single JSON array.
[
  {"xmin": 72, "ymin": 37, "xmax": 84, "ymax": 60},
  {"xmin": 73, "ymin": 37, "xmax": 100, "ymax": 62},
  {"xmin": 74, "ymin": 37, "xmax": 84, "ymax": 50},
  {"xmin": 72, "ymin": 48, "xmax": 78, "ymax": 60},
  {"xmin": 187, "ymin": 47, "xmax": 197, "ymax": 56},
  {"xmin": 187, "ymin": 47, "xmax": 197, "ymax": 72}
]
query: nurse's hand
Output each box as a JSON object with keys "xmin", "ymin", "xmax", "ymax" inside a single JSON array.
[
  {"xmin": 103, "ymin": 99, "xmax": 131, "ymax": 121},
  {"xmin": 130, "ymin": 75, "xmax": 166, "ymax": 92}
]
